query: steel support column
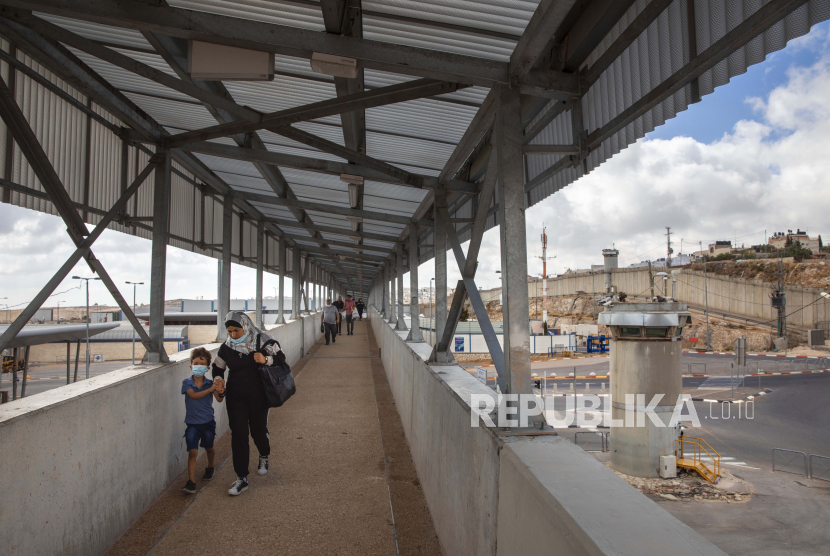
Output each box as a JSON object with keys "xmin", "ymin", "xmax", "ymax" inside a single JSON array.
[
  {"xmin": 406, "ymin": 225, "xmax": 422, "ymax": 342},
  {"xmin": 389, "ymin": 253, "xmax": 398, "ymax": 325},
  {"xmin": 396, "ymin": 241, "xmax": 408, "ymax": 330},
  {"xmin": 292, "ymin": 246, "xmax": 301, "ymax": 320},
  {"xmin": 147, "ymin": 153, "xmax": 171, "ymax": 364},
  {"xmin": 277, "ymin": 238, "xmax": 286, "ymax": 324},
  {"xmin": 496, "ymin": 85, "xmax": 536, "ymax": 407},
  {"xmin": 380, "ymin": 262, "xmax": 389, "ymax": 321},
  {"xmin": 432, "ymin": 193, "xmax": 451, "ymax": 362},
  {"xmin": 255, "ymin": 221, "xmax": 264, "ymax": 329},
  {"xmin": 216, "ymin": 193, "xmax": 232, "ymax": 341}
]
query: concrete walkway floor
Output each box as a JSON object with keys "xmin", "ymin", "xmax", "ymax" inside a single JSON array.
[{"xmin": 105, "ymin": 320, "xmax": 440, "ymax": 555}]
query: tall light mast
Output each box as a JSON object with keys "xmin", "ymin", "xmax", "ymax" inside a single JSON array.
[{"xmin": 538, "ymin": 227, "xmax": 555, "ymax": 326}]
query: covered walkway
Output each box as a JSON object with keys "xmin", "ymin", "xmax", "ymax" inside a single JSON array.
[{"xmin": 106, "ymin": 319, "xmax": 439, "ymax": 556}]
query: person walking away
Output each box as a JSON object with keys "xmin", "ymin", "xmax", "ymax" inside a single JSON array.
[
  {"xmin": 181, "ymin": 347, "xmax": 224, "ymax": 493},
  {"xmin": 356, "ymin": 298, "xmax": 365, "ymax": 320},
  {"xmin": 321, "ymin": 299, "xmax": 340, "ymax": 344},
  {"xmin": 212, "ymin": 312, "xmax": 286, "ymax": 496},
  {"xmin": 343, "ymin": 295, "xmax": 356, "ymax": 335},
  {"xmin": 333, "ymin": 295, "xmax": 345, "ymax": 334}
]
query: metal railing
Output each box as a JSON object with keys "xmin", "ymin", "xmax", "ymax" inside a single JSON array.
[
  {"xmin": 676, "ymin": 437, "xmax": 721, "ymax": 482},
  {"xmin": 809, "ymin": 455, "xmax": 830, "ymax": 482},
  {"xmin": 685, "ymin": 362, "xmax": 707, "ymax": 374},
  {"xmin": 575, "ymin": 431, "xmax": 608, "ymax": 452},
  {"xmin": 772, "ymin": 448, "xmax": 809, "ymax": 476}
]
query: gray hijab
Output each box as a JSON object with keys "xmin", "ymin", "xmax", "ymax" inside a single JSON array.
[{"xmin": 223, "ymin": 311, "xmax": 273, "ymax": 355}]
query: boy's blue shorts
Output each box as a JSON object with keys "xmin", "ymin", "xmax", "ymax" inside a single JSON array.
[{"xmin": 184, "ymin": 420, "xmax": 216, "ymax": 451}]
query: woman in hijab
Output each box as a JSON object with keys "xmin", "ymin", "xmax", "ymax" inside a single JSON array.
[{"xmin": 212, "ymin": 311, "xmax": 285, "ymax": 496}]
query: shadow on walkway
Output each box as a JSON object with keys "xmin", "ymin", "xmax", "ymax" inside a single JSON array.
[{"xmin": 104, "ymin": 320, "xmax": 440, "ymax": 555}]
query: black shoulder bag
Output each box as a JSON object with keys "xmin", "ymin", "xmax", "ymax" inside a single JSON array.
[{"xmin": 256, "ymin": 334, "xmax": 296, "ymax": 407}]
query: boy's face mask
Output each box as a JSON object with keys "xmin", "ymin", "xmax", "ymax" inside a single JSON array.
[{"xmin": 192, "ymin": 364, "xmax": 209, "ymax": 377}]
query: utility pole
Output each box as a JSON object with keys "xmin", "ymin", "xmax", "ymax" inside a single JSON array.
[
  {"xmin": 125, "ymin": 281, "xmax": 144, "ymax": 365},
  {"xmin": 699, "ymin": 242, "xmax": 711, "ymax": 351},
  {"xmin": 771, "ymin": 259, "xmax": 786, "ymax": 350},
  {"xmin": 648, "ymin": 261, "xmax": 655, "ymax": 301},
  {"xmin": 537, "ymin": 226, "xmax": 554, "ymax": 330},
  {"xmin": 72, "ymin": 276, "xmax": 101, "ymax": 379},
  {"xmin": 665, "ymin": 227, "xmax": 673, "ymax": 267}
]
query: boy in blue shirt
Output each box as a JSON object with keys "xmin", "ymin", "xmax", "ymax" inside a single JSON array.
[{"xmin": 182, "ymin": 347, "xmax": 224, "ymax": 494}]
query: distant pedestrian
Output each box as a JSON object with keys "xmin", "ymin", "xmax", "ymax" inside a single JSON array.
[
  {"xmin": 181, "ymin": 347, "xmax": 224, "ymax": 494},
  {"xmin": 333, "ymin": 295, "xmax": 344, "ymax": 334},
  {"xmin": 212, "ymin": 312, "xmax": 286, "ymax": 496},
  {"xmin": 356, "ymin": 298, "xmax": 365, "ymax": 320},
  {"xmin": 344, "ymin": 295, "xmax": 356, "ymax": 335},
  {"xmin": 321, "ymin": 298, "xmax": 340, "ymax": 345}
]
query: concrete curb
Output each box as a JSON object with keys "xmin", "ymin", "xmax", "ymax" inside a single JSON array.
[
  {"xmin": 682, "ymin": 350, "xmax": 829, "ymax": 359},
  {"xmin": 691, "ymin": 389, "xmax": 773, "ymax": 404}
]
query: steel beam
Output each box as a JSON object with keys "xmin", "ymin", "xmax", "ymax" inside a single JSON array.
[
  {"xmin": 496, "ymin": 85, "xmax": 536, "ymax": 408},
  {"xmin": 522, "ymin": 100, "xmax": 569, "ymax": 144},
  {"xmin": 0, "ymin": 73, "xmax": 160, "ymax": 355},
  {"xmin": 437, "ymin": 207, "xmax": 506, "ymax": 385},
  {"xmin": 256, "ymin": 221, "xmax": 264, "ymax": 328},
  {"xmin": 431, "ymin": 193, "xmax": 451, "ymax": 362},
  {"xmin": 583, "ymin": 0, "xmax": 676, "ymax": 86},
  {"xmin": 233, "ymin": 189, "xmax": 431, "ymax": 226},
  {"xmin": 147, "ymin": 154, "xmax": 171, "ymax": 364},
  {"xmin": 395, "ymin": 242, "xmax": 408, "ymax": 330},
  {"xmin": 216, "ymin": 193, "xmax": 233, "ymax": 341},
  {"xmin": 293, "ymin": 246, "xmax": 302, "ymax": 320},
  {"xmin": 272, "ymin": 125, "xmax": 422, "ymax": 187},
  {"xmin": 523, "ymin": 144, "xmax": 580, "ymax": 155},
  {"xmin": 181, "ymin": 140, "xmax": 475, "ymax": 194},
  {"xmin": 0, "ymin": 157, "xmax": 160, "ymax": 355},
  {"xmin": 277, "ymin": 238, "xmax": 287, "ymax": 324},
  {"xmin": 165, "ymin": 79, "xmax": 462, "ymax": 148},
  {"xmin": 510, "ymin": 0, "xmax": 578, "ymax": 77},
  {"xmin": 3, "ymin": 1, "xmax": 578, "ymax": 93},
  {"xmin": 587, "ymin": 0, "xmax": 809, "ymax": 151}
]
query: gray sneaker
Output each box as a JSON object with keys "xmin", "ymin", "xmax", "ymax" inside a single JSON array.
[
  {"xmin": 228, "ymin": 477, "xmax": 248, "ymax": 496},
  {"xmin": 257, "ymin": 455, "xmax": 269, "ymax": 475}
]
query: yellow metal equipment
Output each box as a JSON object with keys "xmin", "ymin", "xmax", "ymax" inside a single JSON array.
[
  {"xmin": 2, "ymin": 354, "xmax": 25, "ymax": 374},
  {"xmin": 676, "ymin": 437, "xmax": 721, "ymax": 483}
]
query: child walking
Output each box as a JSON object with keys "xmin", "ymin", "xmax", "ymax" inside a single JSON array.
[{"xmin": 182, "ymin": 347, "xmax": 224, "ymax": 494}]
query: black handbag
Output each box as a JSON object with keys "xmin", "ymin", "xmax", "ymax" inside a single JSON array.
[
  {"xmin": 256, "ymin": 334, "xmax": 296, "ymax": 408},
  {"xmin": 320, "ymin": 323, "xmax": 325, "ymax": 333}
]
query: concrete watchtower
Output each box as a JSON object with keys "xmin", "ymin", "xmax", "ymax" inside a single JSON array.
[{"xmin": 598, "ymin": 302, "xmax": 692, "ymax": 477}]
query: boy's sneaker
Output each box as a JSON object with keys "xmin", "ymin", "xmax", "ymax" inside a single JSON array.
[
  {"xmin": 182, "ymin": 480, "xmax": 197, "ymax": 494},
  {"xmin": 228, "ymin": 477, "xmax": 248, "ymax": 496},
  {"xmin": 257, "ymin": 455, "xmax": 269, "ymax": 475},
  {"xmin": 202, "ymin": 467, "xmax": 215, "ymax": 481}
]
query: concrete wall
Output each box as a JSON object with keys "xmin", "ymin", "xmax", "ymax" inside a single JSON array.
[
  {"xmin": 482, "ymin": 266, "xmax": 830, "ymax": 329},
  {"xmin": 370, "ymin": 308, "xmax": 725, "ymax": 556},
  {"xmin": 0, "ymin": 313, "xmax": 322, "ymax": 556}
]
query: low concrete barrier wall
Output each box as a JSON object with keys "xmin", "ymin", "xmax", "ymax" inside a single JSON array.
[
  {"xmin": 0, "ymin": 313, "xmax": 322, "ymax": 556},
  {"xmin": 370, "ymin": 308, "xmax": 725, "ymax": 556}
]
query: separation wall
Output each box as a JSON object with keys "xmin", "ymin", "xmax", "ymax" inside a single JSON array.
[
  {"xmin": 370, "ymin": 308, "xmax": 725, "ymax": 556},
  {"xmin": 482, "ymin": 267, "xmax": 830, "ymax": 329},
  {"xmin": 0, "ymin": 312, "xmax": 322, "ymax": 556}
]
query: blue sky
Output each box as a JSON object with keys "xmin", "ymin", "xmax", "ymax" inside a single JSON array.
[{"xmin": 648, "ymin": 21, "xmax": 830, "ymax": 144}]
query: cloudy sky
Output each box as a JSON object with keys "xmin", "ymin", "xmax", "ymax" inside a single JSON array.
[{"xmin": 2, "ymin": 22, "xmax": 829, "ymax": 310}]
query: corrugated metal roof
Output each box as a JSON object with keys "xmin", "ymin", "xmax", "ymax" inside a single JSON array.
[{"xmin": 6, "ymin": 0, "xmax": 829, "ymax": 290}]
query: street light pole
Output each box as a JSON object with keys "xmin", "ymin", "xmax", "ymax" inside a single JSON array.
[
  {"xmin": 125, "ymin": 281, "xmax": 144, "ymax": 365},
  {"xmin": 699, "ymin": 242, "xmax": 711, "ymax": 351},
  {"xmin": 73, "ymin": 276, "xmax": 101, "ymax": 379}
]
